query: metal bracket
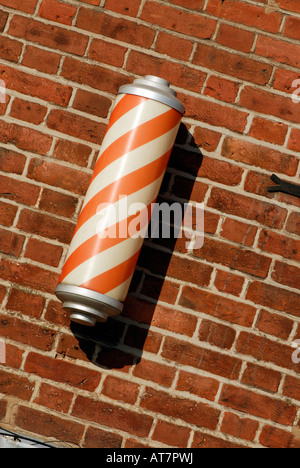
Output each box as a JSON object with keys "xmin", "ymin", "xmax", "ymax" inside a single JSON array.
[{"xmin": 268, "ymin": 174, "xmax": 300, "ymax": 199}]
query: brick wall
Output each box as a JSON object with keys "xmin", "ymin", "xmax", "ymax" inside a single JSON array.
[{"xmin": 0, "ymin": 0, "xmax": 299, "ymax": 449}]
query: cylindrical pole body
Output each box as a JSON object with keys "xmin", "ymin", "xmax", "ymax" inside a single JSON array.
[{"xmin": 55, "ymin": 76, "xmax": 184, "ymax": 326}]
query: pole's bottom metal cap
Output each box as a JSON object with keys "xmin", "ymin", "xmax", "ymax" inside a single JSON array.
[{"xmin": 55, "ymin": 284, "xmax": 123, "ymax": 327}]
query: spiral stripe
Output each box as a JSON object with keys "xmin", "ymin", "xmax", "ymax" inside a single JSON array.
[{"xmin": 59, "ymin": 94, "xmax": 182, "ymax": 298}]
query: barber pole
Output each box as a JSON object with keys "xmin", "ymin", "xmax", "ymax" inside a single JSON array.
[{"xmin": 55, "ymin": 76, "xmax": 185, "ymax": 326}]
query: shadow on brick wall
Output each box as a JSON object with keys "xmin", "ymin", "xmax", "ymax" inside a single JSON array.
[{"xmin": 69, "ymin": 124, "xmax": 203, "ymax": 370}]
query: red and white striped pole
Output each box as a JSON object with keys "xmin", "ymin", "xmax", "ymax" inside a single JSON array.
[{"xmin": 55, "ymin": 76, "xmax": 184, "ymax": 326}]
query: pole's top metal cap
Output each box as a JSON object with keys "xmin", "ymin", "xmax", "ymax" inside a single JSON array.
[{"xmin": 118, "ymin": 75, "xmax": 185, "ymax": 115}]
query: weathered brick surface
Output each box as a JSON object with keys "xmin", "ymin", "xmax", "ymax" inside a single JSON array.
[{"xmin": 0, "ymin": 0, "xmax": 299, "ymax": 449}]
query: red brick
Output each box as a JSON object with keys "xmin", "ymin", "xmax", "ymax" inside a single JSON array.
[
  {"xmin": 286, "ymin": 211, "xmax": 300, "ymax": 236},
  {"xmin": 178, "ymin": 93, "xmax": 249, "ymax": 133},
  {"xmin": 140, "ymin": 386, "xmax": 220, "ymax": 430},
  {"xmin": 39, "ymin": 0, "xmax": 77, "ymax": 25},
  {"xmin": 206, "ymin": 0, "xmax": 282, "ymax": 32},
  {"xmin": 9, "ymin": 15, "xmax": 88, "ymax": 56},
  {"xmin": 101, "ymin": 375, "xmax": 139, "ymax": 405},
  {"xmin": 34, "ymin": 382, "xmax": 73, "ymax": 413},
  {"xmin": 72, "ymin": 89, "xmax": 111, "ymax": 119},
  {"xmin": 256, "ymin": 309, "xmax": 294, "ymax": 340},
  {"xmin": 127, "ymin": 51, "xmax": 206, "ymax": 93},
  {"xmin": 77, "ymin": 7, "xmax": 155, "ymax": 47},
  {"xmin": 236, "ymin": 330, "xmax": 299, "ymax": 372},
  {"xmin": 216, "ymin": 23, "xmax": 254, "ymax": 53},
  {"xmin": 208, "ymin": 187, "xmax": 287, "ymax": 229},
  {"xmin": 155, "ymin": 31, "xmax": 193, "ymax": 61},
  {"xmin": 0, "ymin": 175, "xmax": 40, "ymax": 206},
  {"xmin": 219, "ymin": 384, "xmax": 297, "ymax": 425},
  {"xmin": 0, "ymin": 258, "xmax": 59, "ymax": 293},
  {"xmin": 172, "ymin": 176, "xmax": 208, "ymax": 201},
  {"xmin": 0, "ymin": 93, "xmax": 9, "ymax": 116},
  {"xmin": 53, "ymin": 139, "xmax": 92, "ymax": 168},
  {"xmin": 89, "ymin": 38, "xmax": 126, "ymax": 67},
  {"xmin": 0, "ymin": 10, "xmax": 8, "ymax": 32},
  {"xmin": 198, "ymin": 319, "xmax": 236, "ymax": 349},
  {"xmin": 256, "ymin": 34, "xmax": 300, "ymax": 68},
  {"xmin": 204, "ymin": 75, "xmax": 239, "ymax": 103},
  {"xmin": 0, "ymin": 121, "xmax": 52, "ymax": 155},
  {"xmin": 220, "ymin": 218, "xmax": 257, "ymax": 247},
  {"xmin": 243, "ymin": 170, "xmax": 276, "ymax": 200},
  {"xmin": 47, "ymin": 109, "xmax": 107, "ymax": 145},
  {"xmin": 105, "ymin": 0, "xmax": 141, "ymax": 16},
  {"xmin": 39, "ymin": 188, "xmax": 78, "ymax": 218},
  {"xmin": 0, "ymin": 368, "xmax": 34, "ymax": 401},
  {"xmin": 124, "ymin": 324, "xmax": 162, "ymax": 354},
  {"xmin": 27, "ymin": 158, "xmax": 90, "ymax": 196},
  {"xmin": 0, "ymin": 0, "xmax": 37, "ymax": 13},
  {"xmin": 283, "ymin": 16, "xmax": 300, "ymax": 41},
  {"xmin": 288, "ymin": 128, "xmax": 300, "ymax": 152},
  {"xmin": 198, "ymin": 156, "xmax": 244, "ymax": 186},
  {"xmin": 133, "ymin": 358, "xmax": 176, "ymax": 387},
  {"xmin": 193, "ymin": 237, "xmax": 271, "ymax": 279},
  {"xmin": 273, "ymin": 68, "xmax": 300, "ymax": 95},
  {"xmin": 79, "ymin": 0, "xmax": 100, "ymax": 4},
  {"xmin": 0, "ymin": 201, "xmax": 18, "ymax": 226},
  {"xmin": 247, "ymin": 281, "xmax": 300, "ymax": 318},
  {"xmin": 259, "ymin": 425, "xmax": 293, "ymax": 448},
  {"xmin": 141, "ymin": 1, "xmax": 216, "ymax": 39},
  {"xmin": 222, "ymin": 137, "xmax": 298, "ymax": 176},
  {"xmin": 241, "ymin": 362, "xmax": 281, "ymax": 393},
  {"xmin": 22, "ymin": 45, "xmax": 61, "ymax": 74},
  {"xmin": 179, "ymin": 285, "xmax": 256, "ymax": 327},
  {"xmin": 275, "ymin": 0, "xmax": 300, "ymax": 13},
  {"xmin": 282, "ymin": 375, "xmax": 300, "ymax": 402},
  {"xmin": 0, "ymin": 147, "xmax": 26, "ymax": 175},
  {"xmin": 3, "ymin": 343, "xmax": 24, "ymax": 369},
  {"xmin": 44, "ymin": 299, "xmax": 70, "ymax": 326},
  {"xmin": 56, "ymin": 332, "xmax": 94, "ymax": 362},
  {"xmin": 151, "ymin": 305, "xmax": 197, "ymax": 337},
  {"xmin": 249, "ymin": 117, "xmax": 288, "ymax": 145},
  {"xmin": 140, "ymin": 275, "xmax": 180, "ymax": 305},
  {"xmin": 169, "ymin": 147, "xmax": 243, "ymax": 186},
  {"xmin": 138, "ymin": 246, "xmax": 213, "ymax": 289},
  {"xmin": 192, "ymin": 430, "xmax": 245, "ymax": 448},
  {"xmin": 239, "ymin": 86, "xmax": 300, "ymax": 124},
  {"xmin": 0, "ymin": 285, "xmax": 6, "ymax": 305},
  {"xmin": 0, "ymin": 64, "xmax": 72, "ymax": 106},
  {"xmin": 72, "ymin": 395, "xmax": 154, "ymax": 438},
  {"xmin": 25, "ymin": 352, "xmax": 101, "ymax": 391},
  {"xmin": 258, "ymin": 229, "xmax": 300, "ymax": 262},
  {"xmin": 193, "ymin": 127, "xmax": 222, "ymax": 153},
  {"xmin": 152, "ymin": 420, "xmax": 191, "ymax": 448},
  {"xmin": 24, "ymin": 238, "xmax": 63, "ymax": 267},
  {"xmin": 0, "ymin": 36, "xmax": 23, "ymax": 63},
  {"xmin": 0, "ymin": 314, "xmax": 56, "ymax": 351},
  {"xmin": 10, "ymin": 98, "xmax": 47, "ymax": 125},
  {"xmin": 162, "ymin": 335, "xmax": 242, "ymax": 379},
  {"xmin": 15, "ymin": 405, "xmax": 84, "ymax": 445},
  {"xmin": 83, "ymin": 426, "xmax": 122, "ymax": 449},
  {"xmin": 193, "ymin": 43, "xmax": 272, "ymax": 85},
  {"xmin": 214, "ymin": 270, "xmax": 245, "ymax": 297},
  {"xmin": 272, "ymin": 261, "xmax": 300, "ymax": 290},
  {"xmin": 221, "ymin": 412, "xmax": 259, "ymax": 442},
  {"xmin": 176, "ymin": 370, "xmax": 219, "ymax": 401},
  {"xmin": 17, "ymin": 208, "xmax": 74, "ymax": 244},
  {"xmin": 6, "ymin": 288, "xmax": 45, "ymax": 318}
]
